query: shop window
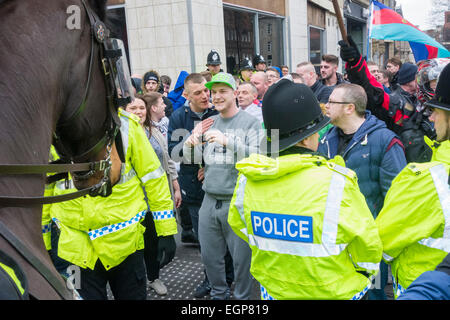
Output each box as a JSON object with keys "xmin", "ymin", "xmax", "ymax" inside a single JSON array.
[
  {"xmin": 223, "ymin": 9, "xmax": 255, "ymax": 74},
  {"xmin": 223, "ymin": 6, "xmax": 284, "ymax": 74}
]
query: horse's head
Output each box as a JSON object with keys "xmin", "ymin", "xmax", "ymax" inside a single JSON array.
[{"xmin": 54, "ymin": 0, "xmax": 133, "ymax": 195}]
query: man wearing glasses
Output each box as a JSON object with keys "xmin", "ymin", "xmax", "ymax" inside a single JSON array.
[{"xmin": 318, "ymin": 83, "xmax": 407, "ymax": 300}]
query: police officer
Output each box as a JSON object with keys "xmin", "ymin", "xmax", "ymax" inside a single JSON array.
[
  {"xmin": 50, "ymin": 108, "xmax": 177, "ymax": 300},
  {"xmin": 238, "ymin": 58, "xmax": 254, "ymax": 82},
  {"xmin": 253, "ymin": 54, "xmax": 267, "ymax": 72},
  {"xmin": 375, "ymin": 63, "xmax": 450, "ymax": 299},
  {"xmin": 42, "ymin": 146, "xmax": 71, "ymax": 277},
  {"xmin": 206, "ymin": 50, "xmax": 223, "ymax": 77},
  {"xmin": 0, "ymin": 249, "xmax": 29, "ymax": 299},
  {"xmin": 228, "ymin": 79, "xmax": 383, "ymax": 300}
]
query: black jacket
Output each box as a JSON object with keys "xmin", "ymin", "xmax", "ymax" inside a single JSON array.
[
  {"xmin": 310, "ymin": 80, "xmax": 333, "ymax": 104},
  {"xmin": 345, "ymin": 56, "xmax": 435, "ymax": 163}
]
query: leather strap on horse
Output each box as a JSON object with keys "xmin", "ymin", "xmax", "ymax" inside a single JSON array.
[
  {"xmin": 0, "ymin": 221, "xmax": 72, "ymax": 300},
  {"xmin": 0, "ymin": 159, "xmax": 110, "ymax": 207},
  {"xmin": 0, "ymin": 188, "xmax": 91, "ymax": 207},
  {"xmin": 0, "ymin": 160, "xmax": 108, "ymax": 175}
]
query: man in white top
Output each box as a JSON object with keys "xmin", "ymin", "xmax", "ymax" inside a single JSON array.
[{"xmin": 237, "ymin": 82, "xmax": 263, "ymax": 124}]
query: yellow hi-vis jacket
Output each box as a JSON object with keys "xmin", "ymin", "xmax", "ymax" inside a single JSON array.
[
  {"xmin": 376, "ymin": 139, "xmax": 450, "ymax": 298},
  {"xmin": 228, "ymin": 152, "xmax": 382, "ymax": 300},
  {"xmin": 50, "ymin": 109, "xmax": 176, "ymax": 270},
  {"xmin": 42, "ymin": 145, "xmax": 60, "ymax": 251}
]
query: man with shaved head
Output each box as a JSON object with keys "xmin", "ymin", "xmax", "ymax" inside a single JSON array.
[
  {"xmin": 250, "ymin": 71, "xmax": 269, "ymax": 101},
  {"xmin": 237, "ymin": 82, "xmax": 263, "ymax": 123},
  {"xmin": 296, "ymin": 62, "xmax": 333, "ymax": 103}
]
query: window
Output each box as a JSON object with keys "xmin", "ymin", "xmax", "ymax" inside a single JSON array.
[
  {"xmin": 223, "ymin": 9, "xmax": 255, "ymax": 74},
  {"xmin": 259, "ymin": 15, "xmax": 283, "ymax": 67},
  {"xmin": 309, "ymin": 26, "xmax": 323, "ymax": 72},
  {"xmin": 223, "ymin": 7, "xmax": 284, "ymax": 73}
]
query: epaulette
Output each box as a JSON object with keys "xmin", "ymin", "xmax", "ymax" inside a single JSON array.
[
  {"xmin": 405, "ymin": 162, "xmax": 444, "ymax": 176},
  {"xmin": 326, "ymin": 161, "xmax": 357, "ymax": 181}
]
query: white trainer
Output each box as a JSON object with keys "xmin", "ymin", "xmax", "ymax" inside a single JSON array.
[{"xmin": 149, "ymin": 279, "xmax": 167, "ymax": 296}]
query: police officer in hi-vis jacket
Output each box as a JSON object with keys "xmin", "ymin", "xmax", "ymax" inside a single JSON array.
[{"xmin": 228, "ymin": 78, "xmax": 383, "ymax": 300}]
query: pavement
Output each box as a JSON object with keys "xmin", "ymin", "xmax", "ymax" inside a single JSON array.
[{"xmin": 146, "ymin": 224, "xmax": 261, "ymax": 300}]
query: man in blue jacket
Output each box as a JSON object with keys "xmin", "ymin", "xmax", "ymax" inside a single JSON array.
[
  {"xmin": 318, "ymin": 83, "xmax": 407, "ymax": 300},
  {"xmin": 168, "ymin": 71, "xmax": 189, "ymax": 112},
  {"xmin": 168, "ymin": 73, "xmax": 234, "ymax": 298},
  {"xmin": 398, "ymin": 253, "xmax": 450, "ymax": 300}
]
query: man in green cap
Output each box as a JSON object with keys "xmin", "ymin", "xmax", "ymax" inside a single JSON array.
[{"xmin": 183, "ymin": 72, "xmax": 261, "ymax": 299}]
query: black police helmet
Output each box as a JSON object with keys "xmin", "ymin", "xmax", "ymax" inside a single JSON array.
[
  {"xmin": 206, "ymin": 50, "xmax": 221, "ymax": 66},
  {"xmin": 253, "ymin": 54, "xmax": 266, "ymax": 66},
  {"xmin": 239, "ymin": 58, "xmax": 254, "ymax": 71},
  {"xmin": 262, "ymin": 79, "xmax": 330, "ymax": 152},
  {"xmin": 425, "ymin": 62, "xmax": 450, "ymax": 111}
]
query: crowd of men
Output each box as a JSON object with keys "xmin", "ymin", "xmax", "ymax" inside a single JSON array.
[{"xmin": 42, "ymin": 38, "xmax": 449, "ymax": 301}]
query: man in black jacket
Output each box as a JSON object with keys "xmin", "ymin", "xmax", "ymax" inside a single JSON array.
[
  {"xmin": 143, "ymin": 70, "xmax": 174, "ymax": 117},
  {"xmin": 386, "ymin": 57, "xmax": 402, "ymax": 92},
  {"xmin": 296, "ymin": 61, "xmax": 333, "ymax": 104}
]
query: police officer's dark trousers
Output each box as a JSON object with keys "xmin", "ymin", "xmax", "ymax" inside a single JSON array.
[{"xmin": 78, "ymin": 250, "xmax": 147, "ymax": 300}]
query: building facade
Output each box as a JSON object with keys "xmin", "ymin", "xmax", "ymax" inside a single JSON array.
[{"xmin": 106, "ymin": 0, "xmax": 410, "ymax": 83}]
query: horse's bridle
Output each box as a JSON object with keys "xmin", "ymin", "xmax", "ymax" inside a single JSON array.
[
  {"xmin": 0, "ymin": 0, "xmax": 131, "ymax": 207},
  {"xmin": 0, "ymin": 0, "xmax": 134, "ymax": 300}
]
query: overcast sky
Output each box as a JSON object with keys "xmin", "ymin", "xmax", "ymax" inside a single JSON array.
[{"xmin": 396, "ymin": 0, "xmax": 433, "ymax": 30}]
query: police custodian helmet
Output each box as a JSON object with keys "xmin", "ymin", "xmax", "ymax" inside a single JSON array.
[
  {"xmin": 262, "ymin": 79, "xmax": 330, "ymax": 152},
  {"xmin": 206, "ymin": 50, "xmax": 221, "ymax": 66},
  {"xmin": 253, "ymin": 54, "xmax": 266, "ymax": 66},
  {"xmin": 425, "ymin": 62, "xmax": 450, "ymax": 111},
  {"xmin": 239, "ymin": 58, "xmax": 254, "ymax": 71}
]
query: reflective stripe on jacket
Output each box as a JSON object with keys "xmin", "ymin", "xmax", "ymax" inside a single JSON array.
[
  {"xmin": 51, "ymin": 109, "xmax": 176, "ymax": 270},
  {"xmin": 376, "ymin": 140, "xmax": 450, "ymax": 298},
  {"xmin": 228, "ymin": 153, "xmax": 382, "ymax": 299}
]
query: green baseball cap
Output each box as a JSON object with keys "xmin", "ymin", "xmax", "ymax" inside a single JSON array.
[{"xmin": 205, "ymin": 72, "xmax": 236, "ymax": 90}]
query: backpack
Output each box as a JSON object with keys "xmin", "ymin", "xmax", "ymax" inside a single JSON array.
[{"xmin": 399, "ymin": 110, "xmax": 435, "ymax": 163}]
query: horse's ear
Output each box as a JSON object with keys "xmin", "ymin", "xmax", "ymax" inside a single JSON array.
[{"xmin": 88, "ymin": 0, "xmax": 107, "ymax": 20}]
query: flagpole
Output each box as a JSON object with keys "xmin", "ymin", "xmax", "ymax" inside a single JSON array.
[
  {"xmin": 332, "ymin": 0, "xmax": 348, "ymax": 43},
  {"xmin": 366, "ymin": 1, "xmax": 373, "ymax": 61}
]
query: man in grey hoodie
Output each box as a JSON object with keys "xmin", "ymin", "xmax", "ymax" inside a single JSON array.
[{"xmin": 183, "ymin": 73, "xmax": 261, "ymax": 299}]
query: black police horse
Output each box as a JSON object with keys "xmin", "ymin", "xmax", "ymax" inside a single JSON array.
[{"xmin": 0, "ymin": 0, "xmax": 125, "ymax": 299}]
